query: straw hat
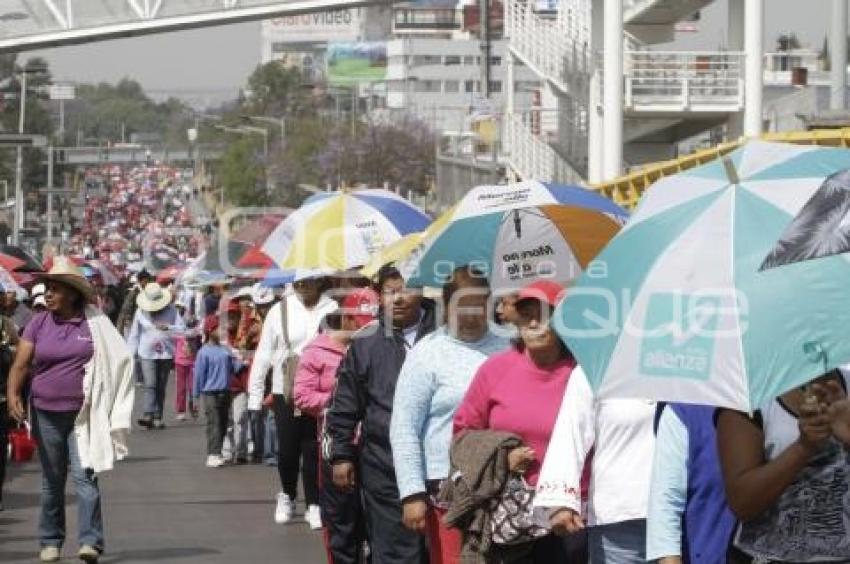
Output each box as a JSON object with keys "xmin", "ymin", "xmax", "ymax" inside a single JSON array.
[
  {"xmin": 42, "ymin": 256, "xmax": 96, "ymax": 302},
  {"xmin": 136, "ymin": 282, "xmax": 173, "ymax": 313}
]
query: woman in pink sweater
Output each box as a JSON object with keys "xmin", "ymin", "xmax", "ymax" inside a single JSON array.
[
  {"xmin": 294, "ymin": 288, "xmax": 378, "ymax": 559},
  {"xmin": 453, "ymin": 280, "xmax": 585, "ymax": 563}
]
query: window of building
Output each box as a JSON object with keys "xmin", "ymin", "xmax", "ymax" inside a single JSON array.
[
  {"xmin": 412, "ymin": 55, "xmax": 441, "ymax": 66},
  {"xmin": 444, "ymin": 80, "xmax": 460, "ymax": 92},
  {"xmin": 415, "ymin": 80, "xmax": 442, "ymax": 93},
  {"xmin": 463, "ymin": 55, "xmax": 475, "ymax": 65},
  {"xmin": 490, "ymin": 56, "xmax": 502, "ymax": 66},
  {"xmin": 489, "ymin": 80, "xmax": 503, "ymax": 93},
  {"xmin": 464, "ymin": 80, "xmax": 475, "ymax": 93},
  {"xmin": 445, "ymin": 55, "xmax": 461, "ymax": 65}
]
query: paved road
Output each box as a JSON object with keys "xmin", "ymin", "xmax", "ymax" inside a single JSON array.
[{"xmin": 0, "ymin": 385, "xmax": 327, "ymax": 563}]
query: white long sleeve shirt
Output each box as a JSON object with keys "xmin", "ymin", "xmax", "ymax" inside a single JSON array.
[
  {"xmin": 533, "ymin": 366, "xmax": 656, "ymax": 527},
  {"xmin": 247, "ymin": 293, "xmax": 338, "ymax": 410}
]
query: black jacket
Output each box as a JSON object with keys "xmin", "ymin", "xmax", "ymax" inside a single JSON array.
[{"xmin": 326, "ymin": 300, "xmax": 437, "ymax": 484}]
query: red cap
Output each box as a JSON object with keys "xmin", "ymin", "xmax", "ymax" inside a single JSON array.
[
  {"xmin": 516, "ymin": 280, "xmax": 565, "ymax": 308},
  {"xmin": 341, "ymin": 288, "xmax": 379, "ymax": 329},
  {"xmin": 203, "ymin": 314, "xmax": 220, "ymax": 334}
]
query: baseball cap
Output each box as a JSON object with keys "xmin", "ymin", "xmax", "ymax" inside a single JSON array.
[
  {"xmin": 341, "ymin": 288, "xmax": 379, "ymax": 329},
  {"xmin": 516, "ymin": 280, "xmax": 565, "ymax": 308},
  {"xmin": 33, "ymin": 295, "xmax": 46, "ymax": 308},
  {"xmin": 31, "ymin": 283, "xmax": 46, "ymax": 297}
]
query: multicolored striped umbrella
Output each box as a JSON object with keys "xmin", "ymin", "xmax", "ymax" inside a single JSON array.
[
  {"xmin": 402, "ymin": 181, "xmax": 628, "ymax": 291},
  {"xmin": 262, "ymin": 189, "xmax": 431, "ymax": 271}
]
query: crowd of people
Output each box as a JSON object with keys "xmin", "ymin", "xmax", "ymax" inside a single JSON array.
[{"xmin": 1, "ymin": 161, "xmax": 850, "ymax": 564}]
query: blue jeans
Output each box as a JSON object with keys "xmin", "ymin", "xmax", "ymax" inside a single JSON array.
[
  {"xmin": 588, "ymin": 519, "xmax": 646, "ymax": 564},
  {"xmin": 33, "ymin": 409, "xmax": 104, "ymax": 550},
  {"xmin": 140, "ymin": 358, "xmax": 172, "ymax": 419}
]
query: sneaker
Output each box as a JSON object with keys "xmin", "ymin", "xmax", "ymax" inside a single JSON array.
[
  {"xmin": 78, "ymin": 545, "xmax": 100, "ymax": 562},
  {"xmin": 206, "ymin": 455, "xmax": 225, "ymax": 468},
  {"xmin": 136, "ymin": 417, "xmax": 153, "ymax": 429},
  {"xmin": 274, "ymin": 492, "xmax": 294, "ymax": 524},
  {"xmin": 153, "ymin": 419, "xmax": 166, "ymax": 430},
  {"xmin": 175, "ymin": 413, "xmax": 187, "ymax": 422},
  {"xmin": 39, "ymin": 546, "xmax": 60, "ymax": 562},
  {"xmin": 305, "ymin": 504, "xmax": 323, "ymax": 530}
]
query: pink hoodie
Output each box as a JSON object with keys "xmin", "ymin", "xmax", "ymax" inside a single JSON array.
[{"xmin": 294, "ymin": 333, "xmax": 347, "ymax": 418}]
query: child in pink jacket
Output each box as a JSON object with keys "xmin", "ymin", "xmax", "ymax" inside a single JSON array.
[
  {"xmin": 294, "ymin": 288, "xmax": 378, "ymax": 559},
  {"xmin": 174, "ymin": 311, "xmax": 201, "ymax": 421}
]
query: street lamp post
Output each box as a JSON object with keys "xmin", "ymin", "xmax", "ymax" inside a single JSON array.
[{"xmin": 12, "ymin": 64, "xmax": 48, "ymax": 245}]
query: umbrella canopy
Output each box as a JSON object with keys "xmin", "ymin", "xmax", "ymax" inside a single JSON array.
[
  {"xmin": 555, "ymin": 140, "xmax": 850, "ymax": 412},
  {"xmin": 0, "ymin": 254, "xmax": 26, "ymax": 272},
  {"xmin": 260, "ymin": 268, "xmax": 335, "ymax": 288},
  {"xmin": 402, "ymin": 181, "xmax": 628, "ymax": 291},
  {"xmin": 262, "ymin": 189, "xmax": 431, "ymax": 271},
  {"xmin": 1, "ymin": 245, "xmax": 42, "ymax": 272},
  {"xmin": 236, "ymin": 246, "xmax": 275, "ymax": 269},
  {"xmin": 360, "ymin": 232, "xmax": 426, "ymax": 279},
  {"xmin": 231, "ymin": 213, "xmax": 287, "ymax": 246}
]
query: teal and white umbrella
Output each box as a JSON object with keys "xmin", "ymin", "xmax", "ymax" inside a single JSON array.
[{"xmin": 555, "ymin": 140, "xmax": 850, "ymax": 411}]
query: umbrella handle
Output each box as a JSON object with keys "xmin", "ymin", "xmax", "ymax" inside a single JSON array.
[{"xmin": 802, "ymin": 341, "xmax": 829, "ymax": 393}]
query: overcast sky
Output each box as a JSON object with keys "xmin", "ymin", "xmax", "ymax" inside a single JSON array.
[{"xmin": 18, "ymin": 0, "xmax": 837, "ymax": 108}]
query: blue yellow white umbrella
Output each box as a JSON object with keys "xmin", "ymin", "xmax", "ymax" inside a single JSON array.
[
  {"xmin": 262, "ymin": 189, "xmax": 431, "ymax": 271},
  {"xmin": 401, "ymin": 181, "xmax": 628, "ymax": 291},
  {"xmin": 555, "ymin": 140, "xmax": 850, "ymax": 412}
]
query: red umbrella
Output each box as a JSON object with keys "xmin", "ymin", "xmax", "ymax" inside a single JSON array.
[
  {"xmin": 236, "ymin": 246, "xmax": 274, "ymax": 269},
  {"xmin": 0, "ymin": 254, "xmax": 26, "ymax": 272},
  {"xmin": 231, "ymin": 214, "xmax": 286, "ymax": 246}
]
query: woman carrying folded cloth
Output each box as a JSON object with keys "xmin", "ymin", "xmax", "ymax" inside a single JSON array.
[{"xmin": 452, "ymin": 280, "xmax": 585, "ymax": 563}]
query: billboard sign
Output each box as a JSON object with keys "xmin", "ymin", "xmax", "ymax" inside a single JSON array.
[
  {"xmin": 263, "ymin": 10, "xmax": 362, "ymax": 44},
  {"xmin": 326, "ymin": 42, "xmax": 387, "ymax": 85}
]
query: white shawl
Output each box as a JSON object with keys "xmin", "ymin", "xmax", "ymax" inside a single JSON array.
[{"xmin": 73, "ymin": 306, "xmax": 135, "ymax": 473}]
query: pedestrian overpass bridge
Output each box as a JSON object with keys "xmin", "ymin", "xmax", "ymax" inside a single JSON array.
[
  {"xmin": 58, "ymin": 144, "xmax": 224, "ymax": 165},
  {"xmin": 0, "ymin": 0, "xmax": 384, "ymax": 52}
]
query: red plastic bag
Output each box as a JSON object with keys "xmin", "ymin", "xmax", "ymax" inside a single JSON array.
[{"xmin": 9, "ymin": 421, "xmax": 36, "ymax": 463}]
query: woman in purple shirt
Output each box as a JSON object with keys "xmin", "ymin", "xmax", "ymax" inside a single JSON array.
[{"xmin": 6, "ymin": 261, "xmax": 103, "ymax": 563}]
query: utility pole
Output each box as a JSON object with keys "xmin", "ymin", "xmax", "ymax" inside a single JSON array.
[
  {"xmin": 13, "ymin": 70, "xmax": 26, "ymax": 245},
  {"xmin": 46, "ymin": 145, "xmax": 53, "ymax": 246},
  {"xmin": 480, "ymin": 0, "xmax": 491, "ymax": 98}
]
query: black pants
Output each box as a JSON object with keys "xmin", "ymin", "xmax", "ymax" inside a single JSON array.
[
  {"xmin": 361, "ymin": 459, "xmax": 428, "ymax": 564},
  {"xmin": 320, "ymin": 457, "xmax": 367, "ymax": 564},
  {"xmin": 0, "ymin": 411, "xmax": 7, "ymax": 502},
  {"xmin": 485, "ymin": 533, "xmax": 588, "ymax": 564},
  {"xmin": 272, "ymin": 395, "xmax": 318, "ymax": 506},
  {"xmin": 250, "ymin": 409, "xmax": 266, "ymax": 462},
  {"xmin": 203, "ymin": 392, "xmax": 231, "ymax": 456}
]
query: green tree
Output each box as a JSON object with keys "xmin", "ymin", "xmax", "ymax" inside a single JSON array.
[
  {"xmin": 216, "ymin": 136, "xmax": 265, "ymax": 206},
  {"xmin": 63, "ymin": 78, "xmax": 192, "ymax": 146}
]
